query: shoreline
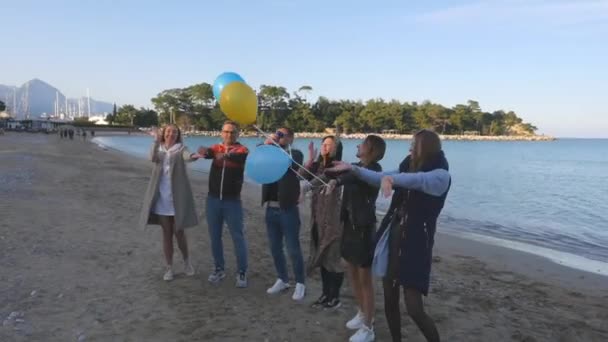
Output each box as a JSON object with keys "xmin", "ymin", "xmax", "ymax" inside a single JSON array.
[
  {"xmin": 1, "ymin": 132, "xmax": 606, "ymax": 341},
  {"xmin": 91, "ymin": 134, "xmax": 608, "ymax": 278},
  {"xmin": 93, "ymin": 134, "xmax": 608, "ymax": 276},
  {"xmin": 137, "ymin": 128, "xmax": 555, "ymax": 141},
  {"xmin": 10, "ymin": 127, "xmax": 556, "ymax": 141}
]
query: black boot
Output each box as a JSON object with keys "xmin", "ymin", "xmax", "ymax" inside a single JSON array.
[
  {"xmin": 312, "ymin": 267, "xmax": 330, "ymax": 308},
  {"xmin": 323, "ymin": 271, "xmax": 344, "ymax": 310}
]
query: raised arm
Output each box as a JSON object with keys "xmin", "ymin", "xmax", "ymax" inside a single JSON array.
[
  {"xmin": 350, "ymin": 166, "xmax": 400, "ymax": 186},
  {"xmin": 385, "ymin": 169, "xmax": 451, "ymax": 197},
  {"xmin": 150, "ymin": 141, "xmax": 161, "ymax": 163},
  {"xmin": 224, "ymin": 145, "xmax": 249, "ymax": 165},
  {"xmin": 335, "ymin": 162, "xmax": 382, "ymax": 186},
  {"xmin": 181, "ymin": 146, "xmax": 198, "ymax": 163}
]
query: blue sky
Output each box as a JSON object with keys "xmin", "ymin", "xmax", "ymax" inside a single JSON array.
[{"xmin": 3, "ymin": 0, "xmax": 607, "ymax": 137}]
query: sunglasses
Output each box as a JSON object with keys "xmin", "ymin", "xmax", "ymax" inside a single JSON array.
[{"xmin": 275, "ymin": 131, "xmax": 285, "ymax": 138}]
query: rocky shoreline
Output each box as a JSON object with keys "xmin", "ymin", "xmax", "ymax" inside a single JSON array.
[{"xmin": 181, "ymin": 130, "xmax": 556, "ymax": 141}]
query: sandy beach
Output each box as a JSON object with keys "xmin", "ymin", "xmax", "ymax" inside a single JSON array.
[{"xmin": 1, "ymin": 132, "xmax": 606, "ymax": 342}]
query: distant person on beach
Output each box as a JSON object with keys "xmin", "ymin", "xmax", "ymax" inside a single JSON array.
[
  {"xmin": 262, "ymin": 127, "xmax": 307, "ymax": 301},
  {"xmin": 82, "ymin": 130, "xmax": 87, "ymax": 141},
  {"xmin": 300, "ymin": 136, "xmax": 345, "ymax": 310},
  {"xmin": 326, "ymin": 129, "xmax": 451, "ymax": 342},
  {"xmin": 196, "ymin": 120, "xmax": 250, "ymax": 288},
  {"xmin": 68, "ymin": 129, "xmax": 74, "ymax": 140},
  {"xmin": 91, "ymin": 130, "xmax": 95, "ymax": 137},
  {"xmin": 324, "ymin": 134, "xmax": 386, "ymax": 342},
  {"xmin": 138, "ymin": 124, "xmax": 200, "ymax": 281}
]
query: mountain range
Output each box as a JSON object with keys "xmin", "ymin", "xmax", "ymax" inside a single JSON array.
[{"xmin": 0, "ymin": 79, "xmax": 113, "ymax": 119}]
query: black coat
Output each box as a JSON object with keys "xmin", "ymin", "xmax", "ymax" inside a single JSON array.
[{"xmin": 337, "ymin": 161, "xmax": 382, "ymax": 227}]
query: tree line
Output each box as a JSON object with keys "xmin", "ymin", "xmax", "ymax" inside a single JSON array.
[{"xmin": 105, "ymin": 83, "xmax": 538, "ymax": 135}]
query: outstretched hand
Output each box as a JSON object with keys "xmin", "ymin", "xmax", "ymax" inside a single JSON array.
[
  {"xmin": 323, "ymin": 161, "xmax": 352, "ymax": 174},
  {"xmin": 153, "ymin": 128, "xmax": 163, "ymax": 143},
  {"xmin": 381, "ymin": 176, "xmax": 394, "ymax": 198}
]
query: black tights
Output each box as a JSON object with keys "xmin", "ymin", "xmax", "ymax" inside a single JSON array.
[
  {"xmin": 383, "ymin": 279, "xmax": 440, "ymax": 342},
  {"xmin": 321, "ymin": 266, "xmax": 344, "ymax": 300}
]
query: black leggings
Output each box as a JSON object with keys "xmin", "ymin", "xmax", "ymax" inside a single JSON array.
[
  {"xmin": 321, "ymin": 266, "xmax": 344, "ymax": 300},
  {"xmin": 313, "ymin": 224, "xmax": 344, "ymax": 300},
  {"xmin": 383, "ymin": 280, "xmax": 440, "ymax": 342}
]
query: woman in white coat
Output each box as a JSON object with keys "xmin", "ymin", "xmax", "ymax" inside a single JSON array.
[{"xmin": 139, "ymin": 124, "xmax": 200, "ymax": 281}]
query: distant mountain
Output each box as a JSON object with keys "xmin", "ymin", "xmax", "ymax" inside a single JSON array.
[{"xmin": 0, "ymin": 79, "xmax": 113, "ymax": 119}]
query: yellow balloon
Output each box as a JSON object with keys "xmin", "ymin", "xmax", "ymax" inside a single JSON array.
[{"xmin": 219, "ymin": 82, "xmax": 257, "ymax": 125}]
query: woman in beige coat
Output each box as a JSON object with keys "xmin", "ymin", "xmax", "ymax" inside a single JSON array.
[
  {"xmin": 301, "ymin": 136, "xmax": 344, "ymax": 309},
  {"xmin": 139, "ymin": 124, "xmax": 200, "ymax": 281}
]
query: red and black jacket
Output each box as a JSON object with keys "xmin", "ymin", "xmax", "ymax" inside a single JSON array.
[{"xmin": 203, "ymin": 142, "xmax": 249, "ymax": 200}]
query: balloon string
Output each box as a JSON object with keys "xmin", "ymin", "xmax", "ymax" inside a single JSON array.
[{"xmin": 252, "ymin": 125, "xmax": 328, "ymax": 186}]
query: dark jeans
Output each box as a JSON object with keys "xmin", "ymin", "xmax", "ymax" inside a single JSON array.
[
  {"xmin": 265, "ymin": 206, "xmax": 305, "ymax": 284},
  {"xmin": 206, "ymin": 195, "xmax": 248, "ymax": 273}
]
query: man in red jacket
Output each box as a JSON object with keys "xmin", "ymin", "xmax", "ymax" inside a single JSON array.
[{"xmin": 197, "ymin": 120, "xmax": 249, "ymax": 287}]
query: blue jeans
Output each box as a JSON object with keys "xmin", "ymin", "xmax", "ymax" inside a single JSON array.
[
  {"xmin": 265, "ymin": 206, "xmax": 305, "ymax": 284},
  {"xmin": 206, "ymin": 195, "xmax": 248, "ymax": 273}
]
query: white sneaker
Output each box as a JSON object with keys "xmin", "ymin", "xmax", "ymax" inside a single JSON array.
[
  {"xmin": 346, "ymin": 310, "xmax": 365, "ymax": 330},
  {"xmin": 267, "ymin": 279, "xmax": 290, "ymax": 294},
  {"xmin": 163, "ymin": 267, "xmax": 174, "ymax": 281},
  {"xmin": 349, "ymin": 325, "xmax": 375, "ymax": 342},
  {"xmin": 292, "ymin": 283, "xmax": 306, "ymax": 301},
  {"xmin": 184, "ymin": 261, "xmax": 195, "ymax": 276}
]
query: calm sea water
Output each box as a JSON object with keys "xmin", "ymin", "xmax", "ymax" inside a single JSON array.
[{"xmin": 92, "ymin": 135, "xmax": 608, "ymax": 275}]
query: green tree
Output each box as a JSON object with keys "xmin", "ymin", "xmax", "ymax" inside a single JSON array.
[
  {"xmin": 0, "ymin": 100, "xmax": 6, "ymax": 112},
  {"xmin": 489, "ymin": 120, "xmax": 505, "ymax": 135},
  {"xmin": 106, "ymin": 103, "xmax": 117, "ymax": 125},
  {"xmin": 258, "ymin": 85, "xmax": 290, "ymax": 131},
  {"xmin": 297, "ymin": 85, "xmax": 313, "ymax": 102},
  {"xmin": 133, "ymin": 108, "xmax": 159, "ymax": 127},
  {"xmin": 114, "ymin": 105, "xmax": 138, "ymax": 125},
  {"xmin": 146, "ymin": 81, "xmax": 539, "ymax": 136}
]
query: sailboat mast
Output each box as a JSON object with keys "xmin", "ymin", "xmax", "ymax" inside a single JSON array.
[
  {"xmin": 87, "ymin": 88, "xmax": 91, "ymax": 117},
  {"xmin": 13, "ymin": 89, "xmax": 16, "ymax": 117}
]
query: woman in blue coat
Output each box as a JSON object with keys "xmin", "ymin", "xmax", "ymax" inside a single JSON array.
[{"xmin": 326, "ymin": 129, "xmax": 451, "ymax": 342}]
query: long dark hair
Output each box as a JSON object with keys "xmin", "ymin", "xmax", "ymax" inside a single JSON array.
[
  {"xmin": 317, "ymin": 135, "xmax": 343, "ymax": 167},
  {"xmin": 410, "ymin": 129, "xmax": 441, "ymax": 172}
]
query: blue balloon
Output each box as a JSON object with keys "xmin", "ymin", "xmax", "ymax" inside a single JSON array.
[
  {"xmin": 245, "ymin": 145, "xmax": 292, "ymax": 184},
  {"xmin": 213, "ymin": 72, "xmax": 245, "ymax": 100}
]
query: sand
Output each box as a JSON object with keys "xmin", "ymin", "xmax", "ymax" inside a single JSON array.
[{"xmin": 1, "ymin": 132, "xmax": 606, "ymax": 341}]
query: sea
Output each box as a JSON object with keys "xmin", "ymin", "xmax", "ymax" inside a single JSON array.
[{"xmin": 92, "ymin": 134, "xmax": 608, "ymax": 276}]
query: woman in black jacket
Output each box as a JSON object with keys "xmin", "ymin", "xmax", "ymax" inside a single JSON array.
[{"xmin": 326, "ymin": 134, "xmax": 386, "ymax": 342}]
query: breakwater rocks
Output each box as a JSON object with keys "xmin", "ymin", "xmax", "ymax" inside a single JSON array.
[{"xmin": 182, "ymin": 130, "xmax": 556, "ymax": 141}]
